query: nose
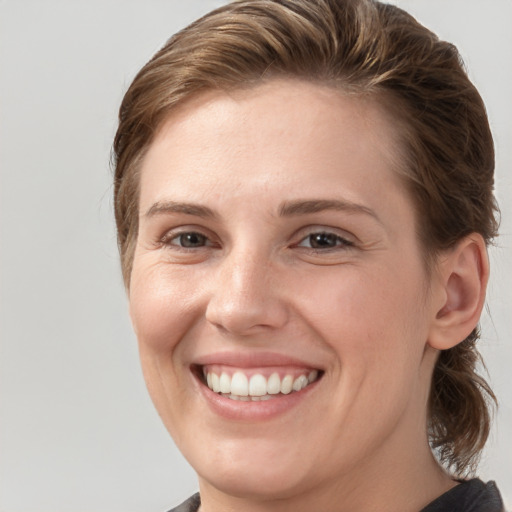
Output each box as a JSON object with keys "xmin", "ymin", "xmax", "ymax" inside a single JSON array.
[{"xmin": 205, "ymin": 249, "xmax": 289, "ymax": 336}]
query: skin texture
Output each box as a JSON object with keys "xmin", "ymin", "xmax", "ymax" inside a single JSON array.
[{"xmin": 129, "ymin": 80, "xmax": 487, "ymax": 512}]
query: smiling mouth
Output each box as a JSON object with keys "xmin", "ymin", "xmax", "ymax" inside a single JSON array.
[{"xmin": 196, "ymin": 365, "xmax": 323, "ymax": 401}]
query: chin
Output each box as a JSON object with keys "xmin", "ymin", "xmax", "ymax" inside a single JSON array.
[
  {"xmin": 198, "ymin": 456, "xmax": 315, "ymax": 501},
  {"xmin": 187, "ymin": 433, "xmax": 321, "ymax": 500}
]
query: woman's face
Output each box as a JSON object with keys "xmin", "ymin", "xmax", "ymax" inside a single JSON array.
[{"xmin": 130, "ymin": 80, "xmax": 440, "ymax": 500}]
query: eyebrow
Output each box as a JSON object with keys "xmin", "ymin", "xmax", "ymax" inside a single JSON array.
[
  {"xmin": 144, "ymin": 198, "xmax": 381, "ymax": 224},
  {"xmin": 144, "ymin": 201, "xmax": 217, "ymax": 219},
  {"xmin": 278, "ymin": 199, "xmax": 381, "ymax": 223}
]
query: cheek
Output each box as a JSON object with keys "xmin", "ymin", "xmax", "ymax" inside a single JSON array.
[
  {"xmin": 310, "ymin": 265, "xmax": 421, "ymax": 334},
  {"xmin": 128, "ymin": 263, "xmax": 203, "ymax": 437},
  {"xmin": 301, "ymin": 264, "xmax": 429, "ymax": 378},
  {"xmin": 129, "ymin": 262, "xmax": 205, "ymax": 353}
]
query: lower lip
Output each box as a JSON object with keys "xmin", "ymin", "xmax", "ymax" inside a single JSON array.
[{"xmin": 193, "ymin": 371, "xmax": 321, "ymax": 421}]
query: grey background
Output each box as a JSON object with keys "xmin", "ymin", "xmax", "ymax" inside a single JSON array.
[{"xmin": 0, "ymin": 1, "xmax": 510, "ymax": 511}]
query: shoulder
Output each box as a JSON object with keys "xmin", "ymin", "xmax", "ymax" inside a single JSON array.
[
  {"xmin": 421, "ymin": 479, "xmax": 505, "ymax": 512},
  {"xmin": 166, "ymin": 493, "xmax": 200, "ymax": 512}
]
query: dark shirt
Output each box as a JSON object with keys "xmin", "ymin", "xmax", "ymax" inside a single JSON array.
[
  {"xmin": 167, "ymin": 479, "xmax": 504, "ymax": 512},
  {"xmin": 420, "ymin": 479, "xmax": 504, "ymax": 512}
]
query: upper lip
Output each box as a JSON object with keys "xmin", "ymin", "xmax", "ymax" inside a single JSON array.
[{"xmin": 193, "ymin": 351, "xmax": 324, "ymax": 370}]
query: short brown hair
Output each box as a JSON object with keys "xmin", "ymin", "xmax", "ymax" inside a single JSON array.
[{"xmin": 113, "ymin": 0, "xmax": 499, "ymax": 476}]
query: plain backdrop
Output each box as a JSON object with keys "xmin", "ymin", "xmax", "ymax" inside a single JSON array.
[{"xmin": 0, "ymin": 1, "xmax": 510, "ymax": 511}]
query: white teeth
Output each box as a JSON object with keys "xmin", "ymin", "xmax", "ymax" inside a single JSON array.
[
  {"xmin": 231, "ymin": 372, "xmax": 249, "ymax": 396},
  {"xmin": 249, "ymin": 374, "xmax": 267, "ymax": 396},
  {"xmin": 219, "ymin": 372, "xmax": 231, "ymax": 393},
  {"xmin": 223, "ymin": 393, "xmax": 274, "ymax": 402},
  {"xmin": 280, "ymin": 375, "xmax": 293, "ymax": 394},
  {"xmin": 204, "ymin": 368, "xmax": 321, "ymax": 399},
  {"xmin": 293, "ymin": 375, "xmax": 308, "ymax": 391},
  {"xmin": 267, "ymin": 373, "xmax": 281, "ymax": 394},
  {"xmin": 211, "ymin": 372, "xmax": 220, "ymax": 393}
]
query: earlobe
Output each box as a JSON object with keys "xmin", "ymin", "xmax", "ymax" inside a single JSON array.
[{"xmin": 428, "ymin": 234, "xmax": 489, "ymax": 351}]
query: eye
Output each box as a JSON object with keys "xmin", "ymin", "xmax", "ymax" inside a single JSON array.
[
  {"xmin": 297, "ymin": 232, "xmax": 353, "ymax": 249},
  {"xmin": 165, "ymin": 231, "xmax": 211, "ymax": 248}
]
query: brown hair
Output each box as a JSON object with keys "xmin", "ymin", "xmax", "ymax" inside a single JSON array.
[{"xmin": 113, "ymin": 0, "xmax": 499, "ymax": 476}]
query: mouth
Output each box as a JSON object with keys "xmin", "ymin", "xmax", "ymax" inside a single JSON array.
[{"xmin": 194, "ymin": 364, "xmax": 323, "ymax": 402}]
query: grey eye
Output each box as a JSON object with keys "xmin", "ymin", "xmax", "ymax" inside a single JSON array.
[{"xmin": 176, "ymin": 232, "xmax": 208, "ymax": 247}]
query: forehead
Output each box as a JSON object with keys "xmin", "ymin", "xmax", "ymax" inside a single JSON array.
[{"xmin": 139, "ymin": 79, "xmax": 407, "ymax": 215}]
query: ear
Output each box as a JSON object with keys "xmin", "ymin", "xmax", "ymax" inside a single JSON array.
[{"xmin": 428, "ymin": 234, "xmax": 489, "ymax": 350}]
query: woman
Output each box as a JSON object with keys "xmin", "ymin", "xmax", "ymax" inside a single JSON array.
[{"xmin": 113, "ymin": 0, "xmax": 504, "ymax": 510}]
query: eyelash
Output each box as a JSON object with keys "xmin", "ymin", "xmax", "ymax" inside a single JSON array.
[{"xmin": 160, "ymin": 228, "xmax": 354, "ymax": 252}]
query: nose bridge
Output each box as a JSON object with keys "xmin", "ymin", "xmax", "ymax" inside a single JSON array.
[
  {"xmin": 205, "ymin": 243, "xmax": 288, "ymax": 334},
  {"xmin": 229, "ymin": 249, "xmax": 264, "ymax": 297}
]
